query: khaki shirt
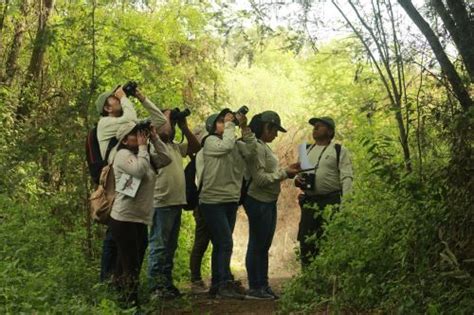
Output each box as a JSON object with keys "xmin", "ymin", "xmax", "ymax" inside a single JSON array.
[
  {"xmin": 196, "ymin": 122, "xmax": 257, "ymax": 204},
  {"xmin": 153, "ymin": 142, "xmax": 188, "ymax": 208},
  {"xmin": 247, "ymin": 140, "xmax": 287, "ymax": 203},
  {"xmin": 304, "ymin": 141, "xmax": 353, "ymax": 196},
  {"xmin": 97, "ymin": 98, "xmax": 167, "ymax": 163},
  {"xmin": 110, "ymin": 139, "xmax": 171, "ymax": 225}
]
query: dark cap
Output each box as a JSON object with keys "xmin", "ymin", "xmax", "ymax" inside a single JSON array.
[
  {"xmin": 308, "ymin": 116, "xmax": 335, "ymax": 130},
  {"xmin": 260, "ymin": 110, "xmax": 287, "ymax": 132}
]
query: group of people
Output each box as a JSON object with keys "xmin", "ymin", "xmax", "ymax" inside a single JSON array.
[{"xmin": 93, "ymin": 85, "xmax": 353, "ymax": 307}]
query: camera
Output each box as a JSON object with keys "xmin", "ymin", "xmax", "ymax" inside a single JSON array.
[
  {"xmin": 232, "ymin": 105, "xmax": 249, "ymax": 125},
  {"xmin": 135, "ymin": 118, "xmax": 152, "ymax": 132},
  {"xmin": 301, "ymin": 172, "xmax": 315, "ymax": 191},
  {"xmin": 170, "ymin": 107, "xmax": 191, "ymax": 122},
  {"xmin": 122, "ymin": 81, "xmax": 138, "ymax": 97}
]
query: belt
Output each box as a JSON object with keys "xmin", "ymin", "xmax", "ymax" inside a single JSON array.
[{"xmin": 299, "ymin": 191, "xmax": 342, "ymax": 203}]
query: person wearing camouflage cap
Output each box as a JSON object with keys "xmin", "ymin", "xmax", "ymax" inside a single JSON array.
[
  {"xmin": 295, "ymin": 116, "xmax": 353, "ymax": 268},
  {"xmin": 243, "ymin": 111, "xmax": 301, "ymax": 300},
  {"xmin": 195, "ymin": 108, "xmax": 257, "ymax": 299}
]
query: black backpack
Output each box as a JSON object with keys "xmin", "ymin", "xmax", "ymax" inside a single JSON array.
[{"xmin": 85, "ymin": 126, "xmax": 117, "ymax": 185}]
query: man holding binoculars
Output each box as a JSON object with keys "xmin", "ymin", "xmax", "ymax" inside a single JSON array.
[
  {"xmin": 295, "ymin": 117, "xmax": 353, "ymax": 268},
  {"xmin": 147, "ymin": 106, "xmax": 201, "ymax": 299}
]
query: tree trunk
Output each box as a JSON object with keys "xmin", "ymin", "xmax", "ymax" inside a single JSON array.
[
  {"xmin": 26, "ymin": 0, "xmax": 55, "ymax": 80},
  {"xmin": 16, "ymin": 0, "xmax": 55, "ymax": 119},
  {"xmin": 2, "ymin": 0, "xmax": 29, "ymax": 86},
  {"xmin": 0, "ymin": 0, "xmax": 10, "ymax": 56},
  {"xmin": 431, "ymin": 0, "xmax": 474, "ymax": 81},
  {"xmin": 398, "ymin": 0, "xmax": 473, "ymax": 111}
]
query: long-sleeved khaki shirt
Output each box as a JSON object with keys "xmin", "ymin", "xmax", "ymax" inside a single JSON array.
[
  {"xmin": 247, "ymin": 140, "xmax": 288, "ymax": 203},
  {"xmin": 303, "ymin": 141, "xmax": 353, "ymax": 196},
  {"xmin": 97, "ymin": 97, "xmax": 167, "ymax": 163},
  {"xmin": 196, "ymin": 122, "xmax": 257, "ymax": 204},
  {"xmin": 110, "ymin": 139, "xmax": 171, "ymax": 225}
]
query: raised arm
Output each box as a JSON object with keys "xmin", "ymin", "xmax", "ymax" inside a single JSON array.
[
  {"xmin": 203, "ymin": 122, "xmax": 237, "ymax": 156},
  {"xmin": 135, "ymin": 89, "xmax": 167, "ymax": 129},
  {"xmin": 115, "ymin": 146, "xmax": 151, "ymax": 179},
  {"xmin": 149, "ymin": 137, "xmax": 172, "ymax": 169}
]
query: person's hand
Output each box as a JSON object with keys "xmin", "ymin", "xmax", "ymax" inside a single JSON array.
[
  {"xmin": 149, "ymin": 126, "xmax": 158, "ymax": 142},
  {"xmin": 177, "ymin": 117, "xmax": 189, "ymax": 130},
  {"xmin": 137, "ymin": 130, "xmax": 149, "ymax": 146},
  {"xmin": 115, "ymin": 86, "xmax": 126, "ymax": 99},
  {"xmin": 295, "ymin": 176, "xmax": 306, "ymax": 188},
  {"xmin": 235, "ymin": 113, "xmax": 248, "ymax": 128},
  {"xmin": 286, "ymin": 163, "xmax": 301, "ymax": 179},
  {"xmin": 224, "ymin": 112, "xmax": 235, "ymax": 123},
  {"xmin": 135, "ymin": 88, "xmax": 146, "ymax": 102}
]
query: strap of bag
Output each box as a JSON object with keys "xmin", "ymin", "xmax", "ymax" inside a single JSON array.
[{"xmin": 104, "ymin": 137, "xmax": 118, "ymax": 164}]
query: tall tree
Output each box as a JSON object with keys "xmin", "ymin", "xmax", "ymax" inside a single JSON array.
[
  {"xmin": 332, "ymin": 0, "xmax": 413, "ymax": 172},
  {"xmin": 16, "ymin": 0, "xmax": 55, "ymax": 119},
  {"xmin": 398, "ymin": 0, "xmax": 473, "ymax": 111},
  {"xmin": 1, "ymin": 0, "xmax": 30, "ymax": 86}
]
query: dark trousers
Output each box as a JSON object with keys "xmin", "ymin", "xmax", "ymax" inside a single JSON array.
[
  {"xmin": 200, "ymin": 202, "xmax": 238, "ymax": 287},
  {"xmin": 190, "ymin": 206, "xmax": 211, "ymax": 282},
  {"xmin": 147, "ymin": 206, "xmax": 182, "ymax": 290},
  {"xmin": 243, "ymin": 195, "xmax": 277, "ymax": 290},
  {"xmin": 109, "ymin": 217, "xmax": 148, "ymax": 306},
  {"xmin": 100, "ymin": 227, "xmax": 117, "ymax": 282},
  {"xmin": 297, "ymin": 192, "xmax": 341, "ymax": 268}
]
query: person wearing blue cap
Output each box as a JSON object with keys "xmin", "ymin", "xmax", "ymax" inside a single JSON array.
[
  {"xmin": 195, "ymin": 108, "xmax": 257, "ymax": 299},
  {"xmin": 295, "ymin": 116, "xmax": 353, "ymax": 268}
]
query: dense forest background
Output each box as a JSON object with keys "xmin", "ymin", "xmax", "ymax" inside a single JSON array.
[{"xmin": 0, "ymin": 0, "xmax": 472, "ymax": 313}]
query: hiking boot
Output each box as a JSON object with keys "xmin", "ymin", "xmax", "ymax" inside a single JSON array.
[
  {"xmin": 244, "ymin": 288, "xmax": 274, "ymax": 300},
  {"xmin": 208, "ymin": 285, "xmax": 218, "ymax": 298},
  {"xmin": 230, "ymin": 279, "xmax": 246, "ymax": 294},
  {"xmin": 191, "ymin": 280, "xmax": 208, "ymax": 294},
  {"xmin": 264, "ymin": 286, "xmax": 279, "ymax": 300},
  {"xmin": 154, "ymin": 285, "xmax": 182, "ymax": 300},
  {"xmin": 216, "ymin": 281, "xmax": 245, "ymax": 300}
]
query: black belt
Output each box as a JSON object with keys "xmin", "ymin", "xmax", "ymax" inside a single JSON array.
[{"xmin": 299, "ymin": 191, "xmax": 342, "ymax": 204}]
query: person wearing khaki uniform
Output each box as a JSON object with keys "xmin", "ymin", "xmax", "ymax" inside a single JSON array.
[
  {"xmin": 195, "ymin": 108, "xmax": 257, "ymax": 299},
  {"xmin": 95, "ymin": 87, "xmax": 168, "ymax": 283},
  {"xmin": 109, "ymin": 121, "xmax": 171, "ymax": 307},
  {"xmin": 295, "ymin": 117, "xmax": 353, "ymax": 268},
  {"xmin": 243, "ymin": 111, "xmax": 300, "ymax": 300},
  {"xmin": 147, "ymin": 111, "xmax": 200, "ymax": 298}
]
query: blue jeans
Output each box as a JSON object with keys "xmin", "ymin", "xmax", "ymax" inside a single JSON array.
[
  {"xmin": 147, "ymin": 206, "xmax": 182, "ymax": 289},
  {"xmin": 243, "ymin": 195, "xmax": 277, "ymax": 289},
  {"xmin": 200, "ymin": 202, "xmax": 238, "ymax": 287},
  {"xmin": 100, "ymin": 227, "xmax": 117, "ymax": 282}
]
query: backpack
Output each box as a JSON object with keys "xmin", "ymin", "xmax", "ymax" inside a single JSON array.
[
  {"xmin": 89, "ymin": 163, "xmax": 115, "ymax": 224},
  {"xmin": 183, "ymin": 157, "xmax": 198, "ymax": 210},
  {"xmin": 85, "ymin": 125, "xmax": 118, "ymax": 185}
]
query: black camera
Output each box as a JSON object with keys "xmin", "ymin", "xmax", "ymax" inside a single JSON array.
[
  {"xmin": 301, "ymin": 172, "xmax": 315, "ymax": 191},
  {"xmin": 122, "ymin": 81, "xmax": 138, "ymax": 97},
  {"xmin": 170, "ymin": 108, "xmax": 191, "ymax": 122},
  {"xmin": 135, "ymin": 118, "xmax": 152, "ymax": 132},
  {"xmin": 232, "ymin": 105, "xmax": 249, "ymax": 125}
]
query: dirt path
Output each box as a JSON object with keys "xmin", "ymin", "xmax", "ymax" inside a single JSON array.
[{"xmin": 159, "ymin": 277, "xmax": 289, "ymax": 315}]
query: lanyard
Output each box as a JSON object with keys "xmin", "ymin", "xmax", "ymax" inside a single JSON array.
[{"xmin": 308, "ymin": 144, "xmax": 329, "ymax": 171}]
